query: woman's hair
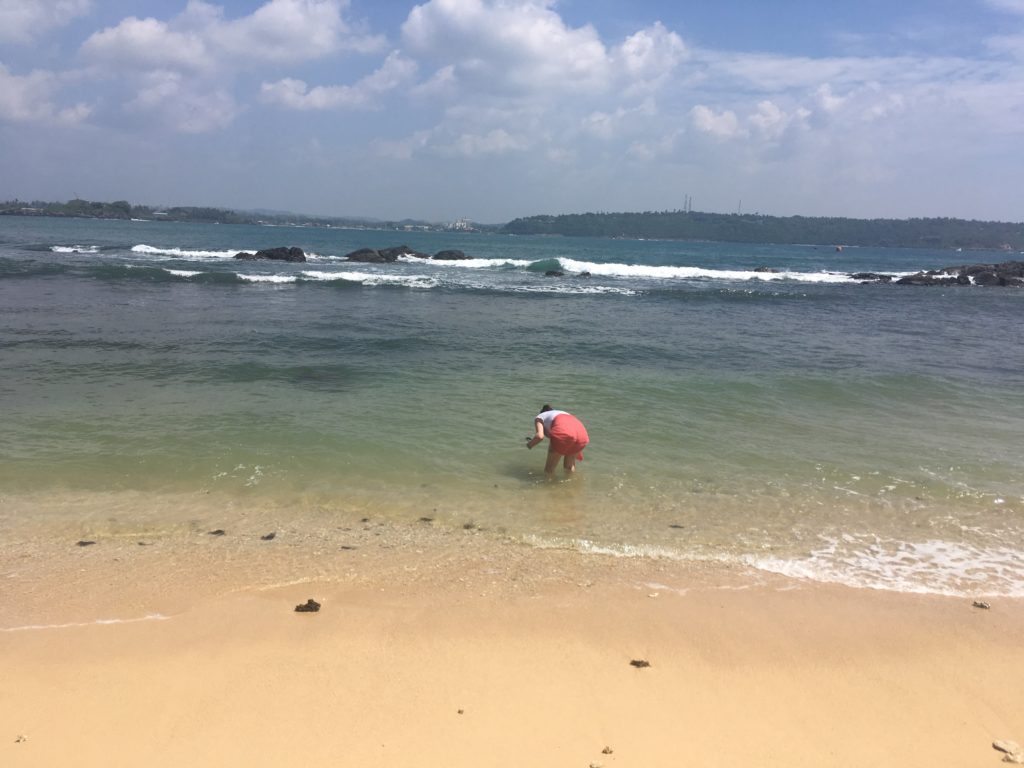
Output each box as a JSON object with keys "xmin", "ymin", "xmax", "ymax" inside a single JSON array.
[{"xmin": 540, "ymin": 404, "xmax": 553, "ymax": 412}]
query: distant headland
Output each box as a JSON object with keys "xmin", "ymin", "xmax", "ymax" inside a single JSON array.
[
  {"xmin": 0, "ymin": 198, "xmax": 485, "ymax": 234},
  {"xmin": 3, "ymin": 197, "xmax": 1022, "ymax": 251},
  {"xmin": 502, "ymin": 211, "xmax": 1024, "ymax": 251}
]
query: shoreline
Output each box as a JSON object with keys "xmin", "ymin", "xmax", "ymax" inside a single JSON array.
[{"xmin": 2, "ymin": 538, "xmax": 1022, "ymax": 768}]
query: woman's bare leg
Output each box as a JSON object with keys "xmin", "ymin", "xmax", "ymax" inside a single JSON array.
[
  {"xmin": 562, "ymin": 454, "xmax": 577, "ymax": 473},
  {"xmin": 544, "ymin": 449, "xmax": 561, "ymax": 475}
]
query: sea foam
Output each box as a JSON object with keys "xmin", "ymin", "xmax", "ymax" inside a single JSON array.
[
  {"xmin": 746, "ymin": 536, "xmax": 1024, "ymax": 597},
  {"xmin": 557, "ymin": 258, "xmax": 858, "ymax": 283},
  {"xmin": 51, "ymin": 245, "xmax": 100, "ymax": 254},
  {"xmin": 132, "ymin": 244, "xmax": 240, "ymax": 260}
]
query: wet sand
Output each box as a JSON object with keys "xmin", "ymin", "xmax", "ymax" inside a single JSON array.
[{"xmin": 2, "ymin": 521, "xmax": 1022, "ymax": 768}]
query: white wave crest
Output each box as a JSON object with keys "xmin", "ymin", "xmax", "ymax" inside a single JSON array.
[
  {"xmin": 557, "ymin": 258, "xmax": 857, "ymax": 283},
  {"xmin": 165, "ymin": 268, "xmax": 202, "ymax": 278},
  {"xmin": 398, "ymin": 255, "xmax": 534, "ymax": 269},
  {"xmin": 132, "ymin": 244, "xmax": 240, "ymax": 260},
  {"xmin": 302, "ymin": 270, "xmax": 438, "ymax": 288},
  {"xmin": 508, "ymin": 283, "xmax": 638, "ymax": 296},
  {"xmin": 51, "ymin": 245, "xmax": 99, "ymax": 253},
  {"xmin": 237, "ymin": 274, "xmax": 297, "ymax": 283}
]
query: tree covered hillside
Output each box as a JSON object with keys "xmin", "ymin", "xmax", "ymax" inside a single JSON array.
[{"xmin": 502, "ymin": 211, "xmax": 1024, "ymax": 250}]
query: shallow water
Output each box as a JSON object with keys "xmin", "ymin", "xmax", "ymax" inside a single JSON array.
[{"xmin": 2, "ymin": 215, "xmax": 1022, "ymax": 596}]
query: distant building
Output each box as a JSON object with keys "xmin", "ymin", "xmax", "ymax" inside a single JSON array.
[{"xmin": 447, "ymin": 218, "xmax": 474, "ymax": 231}]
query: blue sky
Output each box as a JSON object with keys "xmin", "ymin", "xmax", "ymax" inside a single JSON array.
[{"xmin": 1, "ymin": 0, "xmax": 1022, "ymax": 223}]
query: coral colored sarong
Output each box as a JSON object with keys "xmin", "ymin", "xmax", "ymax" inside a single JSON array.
[{"xmin": 549, "ymin": 414, "xmax": 589, "ymax": 460}]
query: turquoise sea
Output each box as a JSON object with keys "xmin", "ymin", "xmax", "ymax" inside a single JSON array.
[{"xmin": 2, "ymin": 215, "xmax": 1022, "ymax": 597}]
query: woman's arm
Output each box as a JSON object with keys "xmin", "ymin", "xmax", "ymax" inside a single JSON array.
[{"xmin": 526, "ymin": 419, "xmax": 545, "ymax": 449}]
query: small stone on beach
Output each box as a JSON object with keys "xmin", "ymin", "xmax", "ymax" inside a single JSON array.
[
  {"xmin": 602, "ymin": 746, "xmax": 614, "ymax": 754},
  {"xmin": 994, "ymin": 741, "xmax": 1023, "ymax": 761},
  {"xmin": 972, "ymin": 600, "xmax": 991, "ymax": 609},
  {"xmin": 208, "ymin": 529, "xmax": 226, "ymax": 536},
  {"xmin": 76, "ymin": 540, "xmax": 95, "ymax": 547},
  {"xmin": 630, "ymin": 659, "xmax": 651, "ymax": 668},
  {"xmin": 419, "ymin": 517, "xmax": 434, "ymax": 523},
  {"xmin": 294, "ymin": 598, "xmax": 321, "ymax": 613},
  {"xmin": 15, "ymin": 735, "xmax": 27, "ymax": 743},
  {"xmin": 261, "ymin": 532, "xmax": 276, "ymax": 541}
]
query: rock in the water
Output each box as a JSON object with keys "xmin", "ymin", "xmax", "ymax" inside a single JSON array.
[
  {"xmin": 76, "ymin": 540, "xmax": 96, "ymax": 547},
  {"xmin": 233, "ymin": 246, "xmax": 306, "ymax": 262},
  {"xmin": 432, "ymin": 249, "xmax": 469, "ymax": 260},
  {"xmin": 629, "ymin": 659, "xmax": 651, "ymax": 668},
  {"xmin": 754, "ymin": 266, "xmax": 779, "ymax": 273},
  {"xmin": 344, "ymin": 244, "xmax": 427, "ymax": 262},
  {"xmin": 896, "ymin": 260, "xmax": 1024, "ymax": 287},
  {"xmin": 379, "ymin": 244, "xmax": 429, "ymax": 260},
  {"xmin": 544, "ymin": 270, "xmax": 565, "ymax": 277},
  {"xmin": 849, "ymin": 272, "xmax": 894, "ymax": 283},
  {"xmin": 295, "ymin": 598, "xmax": 321, "ymax": 613},
  {"xmin": 343, "ymin": 247, "xmax": 386, "ymax": 262}
]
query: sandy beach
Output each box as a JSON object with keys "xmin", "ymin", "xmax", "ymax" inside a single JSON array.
[{"xmin": 2, "ymin": 521, "xmax": 1022, "ymax": 768}]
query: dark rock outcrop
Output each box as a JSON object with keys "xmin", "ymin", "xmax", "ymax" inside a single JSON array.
[
  {"xmin": 894, "ymin": 260, "xmax": 1024, "ymax": 287},
  {"xmin": 343, "ymin": 244, "xmax": 428, "ymax": 262},
  {"xmin": 294, "ymin": 598, "xmax": 321, "ymax": 613},
  {"xmin": 849, "ymin": 272, "xmax": 894, "ymax": 283},
  {"xmin": 233, "ymin": 246, "xmax": 306, "ymax": 262},
  {"xmin": 432, "ymin": 249, "xmax": 469, "ymax": 260},
  {"xmin": 544, "ymin": 270, "xmax": 566, "ymax": 277}
]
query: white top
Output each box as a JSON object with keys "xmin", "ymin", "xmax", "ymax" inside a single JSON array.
[{"xmin": 535, "ymin": 409, "xmax": 568, "ymax": 434}]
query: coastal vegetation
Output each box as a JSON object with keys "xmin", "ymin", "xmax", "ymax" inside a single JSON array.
[
  {"xmin": 0, "ymin": 198, "xmax": 478, "ymax": 233},
  {"xmin": 502, "ymin": 210, "xmax": 1024, "ymax": 250},
  {"xmin": 3, "ymin": 198, "xmax": 1022, "ymax": 249}
]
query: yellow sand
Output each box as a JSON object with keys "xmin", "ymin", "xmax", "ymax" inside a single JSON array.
[{"xmin": 2, "ymin": 540, "xmax": 1022, "ymax": 768}]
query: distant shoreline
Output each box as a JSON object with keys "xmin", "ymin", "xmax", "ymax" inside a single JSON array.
[{"xmin": 3, "ymin": 198, "xmax": 1024, "ymax": 250}]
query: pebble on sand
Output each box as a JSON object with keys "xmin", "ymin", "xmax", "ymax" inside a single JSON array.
[
  {"xmin": 994, "ymin": 740, "xmax": 1023, "ymax": 763},
  {"xmin": 294, "ymin": 598, "xmax": 321, "ymax": 613},
  {"xmin": 76, "ymin": 540, "xmax": 96, "ymax": 547},
  {"xmin": 629, "ymin": 659, "xmax": 651, "ymax": 668}
]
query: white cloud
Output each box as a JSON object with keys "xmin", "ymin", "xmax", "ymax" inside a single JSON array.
[
  {"xmin": 690, "ymin": 104, "xmax": 744, "ymax": 139},
  {"xmin": 401, "ymin": 0, "xmax": 611, "ymax": 95},
  {"xmin": 985, "ymin": 0, "xmax": 1024, "ymax": 14},
  {"xmin": 372, "ymin": 130, "xmax": 433, "ymax": 159},
  {"xmin": 81, "ymin": 16, "xmax": 213, "ymax": 73},
  {"xmin": 0, "ymin": 0, "xmax": 91, "ymax": 44},
  {"xmin": 260, "ymin": 51, "xmax": 416, "ymax": 109},
  {"xmin": 78, "ymin": 0, "xmax": 388, "ymax": 132},
  {"xmin": 81, "ymin": 0, "xmax": 383, "ymax": 71},
  {"xmin": 582, "ymin": 100, "xmax": 657, "ymax": 140},
  {"xmin": 0, "ymin": 63, "xmax": 90, "ymax": 124},
  {"xmin": 613, "ymin": 22, "xmax": 686, "ymax": 88},
  {"xmin": 126, "ymin": 70, "xmax": 238, "ymax": 133},
  {"xmin": 444, "ymin": 128, "xmax": 530, "ymax": 156}
]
